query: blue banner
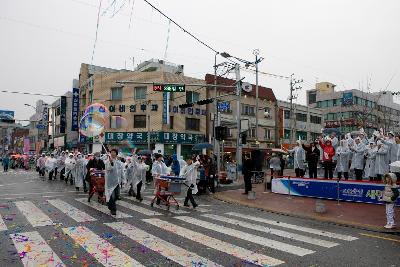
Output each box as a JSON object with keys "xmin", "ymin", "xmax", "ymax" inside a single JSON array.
[
  {"xmin": 71, "ymin": 88, "xmax": 80, "ymax": 131},
  {"xmin": 60, "ymin": 96, "xmax": 67, "ymax": 133},
  {"xmin": 342, "ymin": 92, "xmax": 353, "ymax": 106},
  {"xmin": 272, "ymin": 178, "xmax": 400, "ymax": 206},
  {"xmin": 163, "ymin": 92, "xmax": 170, "ymax": 124}
]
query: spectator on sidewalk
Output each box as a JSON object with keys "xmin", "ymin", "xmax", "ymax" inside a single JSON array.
[
  {"xmin": 288, "ymin": 140, "xmax": 306, "ymax": 177},
  {"xmin": 380, "ymin": 173, "xmax": 399, "ymax": 229},
  {"xmin": 302, "ymin": 141, "xmax": 320, "ymax": 178},
  {"xmin": 242, "ymin": 154, "xmax": 253, "ymax": 194},
  {"xmin": 375, "ymin": 140, "xmax": 389, "ymax": 182},
  {"xmin": 319, "ymin": 137, "xmax": 336, "ymax": 179},
  {"xmin": 336, "ymin": 140, "xmax": 351, "ymax": 180}
]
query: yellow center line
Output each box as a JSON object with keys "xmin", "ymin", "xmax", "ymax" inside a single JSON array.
[{"xmin": 359, "ymin": 232, "xmax": 400, "ymax": 243}]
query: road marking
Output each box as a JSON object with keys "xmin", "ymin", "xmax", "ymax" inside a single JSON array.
[
  {"xmin": 15, "ymin": 201, "xmax": 54, "ymax": 227},
  {"xmin": 63, "ymin": 226, "xmax": 142, "ymax": 266},
  {"xmin": 174, "ymin": 216, "xmax": 314, "ymax": 256},
  {"xmin": 75, "ymin": 198, "xmax": 132, "ymax": 219},
  {"xmin": 144, "ymin": 218, "xmax": 284, "ymax": 266},
  {"xmin": 106, "ymin": 221, "xmax": 222, "ymax": 267},
  {"xmin": 117, "ymin": 200, "xmax": 162, "ymax": 216},
  {"xmin": 359, "ymin": 233, "xmax": 400, "ymax": 243},
  {"xmin": 0, "ymin": 214, "xmax": 7, "ymax": 231},
  {"xmin": 227, "ymin": 212, "xmax": 358, "ymax": 241},
  {"xmin": 0, "ymin": 180, "xmax": 36, "ymax": 187},
  {"xmin": 0, "ymin": 191, "xmax": 77, "ymax": 197},
  {"xmin": 140, "ymin": 199, "xmax": 189, "ymax": 214},
  {"xmin": 47, "ymin": 199, "xmax": 96, "ymax": 222},
  {"xmin": 202, "ymin": 214, "xmax": 338, "ymax": 248},
  {"xmin": 42, "ymin": 195, "xmax": 66, "ymax": 198},
  {"xmin": 10, "ymin": 231, "xmax": 65, "ymax": 267},
  {"xmin": 144, "ymin": 195, "xmax": 185, "ymax": 201}
]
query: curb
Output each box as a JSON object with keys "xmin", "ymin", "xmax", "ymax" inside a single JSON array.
[{"xmin": 213, "ymin": 193, "xmax": 400, "ymax": 235}]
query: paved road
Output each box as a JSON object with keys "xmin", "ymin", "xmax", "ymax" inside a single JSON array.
[{"xmin": 0, "ymin": 169, "xmax": 399, "ymax": 267}]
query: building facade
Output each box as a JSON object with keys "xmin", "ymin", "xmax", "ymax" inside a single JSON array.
[
  {"xmin": 28, "ymin": 100, "xmax": 49, "ymax": 153},
  {"xmin": 277, "ymin": 100, "xmax": 324, "ymax": 146},
  {"xmin": 78, "ymin": 63, "xmax": 207, "ymax": 158},
  {"xmin": 307, "ymin": 82, "xmax": 400, "ymax": 136}
]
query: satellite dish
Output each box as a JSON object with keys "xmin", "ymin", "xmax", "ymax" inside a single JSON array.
[{"xmin": 242, "ymin": 82, "xmax": 252, "ymax": 92}]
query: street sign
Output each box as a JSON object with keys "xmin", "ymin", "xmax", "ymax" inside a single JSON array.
[
  {"xmin": 153, "ymin": 84, "xmax": 185, "ymax": 92},
  {"xmin": 36, "ymin": 124, "xmax": 45, "ymax": 129}
]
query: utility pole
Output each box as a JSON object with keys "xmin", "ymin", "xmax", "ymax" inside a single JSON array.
[
  {"xmin": 235, "ymin": 63, "xmax": 242, "ymax": 181},
  {"xmin": 253, "ymin": 49, "xmax": 263, "ymax": 141},
  {"xmin": 147, "ymin": 100, "xmax": 151, "ymax": 150},
  {"xmin": 213, "ymin": 52, "xmax": 221, "ymax": 177},
  {"xmin": 289, "ymin": 74, "xmax": 303, "ymax": 145}
]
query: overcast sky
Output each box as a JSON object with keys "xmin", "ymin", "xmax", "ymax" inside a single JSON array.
[{"xmin": 1, "ymin": 0, "xmax": 399, "ymax": 124}]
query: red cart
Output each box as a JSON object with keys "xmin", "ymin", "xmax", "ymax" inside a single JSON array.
[
  {"xmin": 89, "ymin": 169, "xmax": 106, "ymax": 204},
  {"xmin": 150, "ymin": 175, "xmax": 185, "ymax": 210}
]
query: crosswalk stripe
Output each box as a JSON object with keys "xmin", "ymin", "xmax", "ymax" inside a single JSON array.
[
  {"xmin": 202, "ymin": 214, "xmax": 338, "ymax": 248},
  {"xmin": 10, "ymin": 231, "xmax": 65, "ymax": 267},
  {"xmin": 181, "ymin": 206, "xmax": 211, "ymax": 212},
  {"xmin": 15, "ymin": 201, "xmax": 54, "ymax": 227},
  {"xmin": 106, "ymin": 221, "xmax": 222, "ymax": 267},
  {"xmin": 144, "ymin": 218, "xmax": 284, "ymax": 266},
  {"xmin": 144, "ymin": 195, "xmax": 185, "ymax": 201},
  {"xmin": 140, "ymin": 199, "xmax": 190, "ymax": 214},
  {"xmin": 47, "ymin": 199, "xmax": 96, "ymax": 222},
  {"xmin": 63, "ymin": 226, "xmax": 142, "ymax": 267},
  {"xmin": 75, "ymin": 198, "xmax": 132, "ymax": 219},
  {"xmin": 227, "ymin": 212, "xmax": 358, "ymax": 241},
  {"xmin": 117, "ymin": 200, "xmax": 162, "ymax": 216},
  {"xmin": 174, "ymin": 216, "xmax": 315, "ymax": 256},
  {"xmin": 0, "ymin": 214, "xmax": 7, "ymax": 231}
]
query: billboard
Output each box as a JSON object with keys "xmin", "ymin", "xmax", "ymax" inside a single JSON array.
[
  {"xmin": 71, "ymin": 88, "xmax": 80, "ymax": 131},
  {"xmin": 0, "ymin": 110, "xmax": 14, "ymax": 120}
]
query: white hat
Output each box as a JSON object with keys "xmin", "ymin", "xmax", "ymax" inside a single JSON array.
[
  {"xmin": 69, "ymin": 153, "xmax": 73, "ymax": 157},
  {"xmin": 388, "ymin": 131, "xmax": 395, "ymax": 137}
]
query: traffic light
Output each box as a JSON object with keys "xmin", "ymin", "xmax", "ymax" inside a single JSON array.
[
  {"xmin": 215, "ymin": 126, "xmax": 228, "ymax": 141},
  {"xmin": 197, "ymin": 98, "xmax": 214, "ymax": 105},
  {"xmin": 178, "ymin": 103, "xmax": 194, "ymax": 109},
  {"xmin": 241, "ymin": 132, "xmax": 247, "ymax": 144}
]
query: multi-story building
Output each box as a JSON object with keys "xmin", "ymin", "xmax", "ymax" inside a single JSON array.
[
  {"xmin": 28, "ymin": 100, "xmax": 49, "ymax": 153},
  {"xmin": 48, "ymin": 91, "xmax": 79, "ymax": 150},
  {"xmin": 277, "ymin": 100, "xmax": 324, "ymax": 146},
  {"xmin": 307, "ymin": 82, "xmax": 400, "ymax": 136},
  {"xmin": 135, "ymin": 59, "xmax": 184, "ymax": 75},
  {"xmin": 205, "ymin": 74, "xmax": 277, "ymax": 159},
  {"xmin": 78, "ymin": 63, "xmax": 207, "ymax": 158}
]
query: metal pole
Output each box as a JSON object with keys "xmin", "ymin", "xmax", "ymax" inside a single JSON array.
[
  {"xmin": 214, "ymin": 53, "xmax": 221, "ymax": 177},
  {"xmin": 255, "ymin": 54, "xmax": 259, "ymax": 141},
  {"xmin": 147, "ymin": 100, "xmax": 151, "ymax": 150},
  {"xmin": 52, "ymin": 106, "xmax": 55, "ymax": 151},
  {"xmin": 289, "ymin": 74, "xmax": 294, "ymax": 146},
  {"xmin": 235, "ymin": 63, "xmax": 242, "ymax": 181}
]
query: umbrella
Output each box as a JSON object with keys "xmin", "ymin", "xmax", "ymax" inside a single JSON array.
[
  {"xmin": 271, "ymin": 148, "xmax": 288, "ymax": 154},
  {"xmin": 192, "ymin": 142, "xmax": 213, "ymax": 151},
  {"xmin": 136, "ymin": 150, "xmax": 153, "ymax": 155}
]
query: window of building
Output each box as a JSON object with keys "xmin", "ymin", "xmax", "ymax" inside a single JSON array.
[
  {"xmin": 284, "ymin": 110, "xmax": 291, "ymax": 119},
  {"xmin": 296, "ymin": 131, "xmax": 307, "ymax": 141},
  {"xmin": 264, "ymin": 129, "xmax": 271, "ymax": 140},
  {"xmin": 186, "ymin": 91, "xmax": 200, "ymax": 103},
  {"xmin": 241, "ymin": 104, "xmax": 255, "ymax": 116},
  {"xmin": 310, "ymin": 115, "xmax": 322, "ymax": 124},
  {"xmin": 89, "ymin": 90, "xmax": 93, "ymax": 103},
  {"xmin": 308, "ymin": 92, "xmax": 317, "ymax": 104},
  {"xmin": 169, "ymin": 116, "xmax": 174, "ymax": 129},
  {"xmin": 247, "ymin": 128, "xmax": 256, "ymax": 138},
  {"xmin": 134, "ymin": 87, "xmax": 147, "ymax": 100},
  {"xmin": 296, "ymin": 113, "xmax": 307, "ymax": 122},
  {"xmin": 111, "ymin": 87, "xmax": 123, "ymax": 101},
  {"xmin": 134, "ymin": 115, "xmax": 146, "ymax": 128},
  {"xmin": 284, "ymin": 129, "xmax": 291, "ymax": 139},
  {"xmin": 110, "ymin": 115, "xmax": 125, "ymax": 129},
  {"xmin": 311, "ymin": 132, "xmax": 320, "ymax": 141},
  {"xmin": 186, "ymin": 118, "xmax": 200, "ymax": 131}
]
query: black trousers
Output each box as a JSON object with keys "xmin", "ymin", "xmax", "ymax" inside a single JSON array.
[
  {"xmin": 308, "ymin": 164, "xmax": 317, "ymax": 178},
  {"xmin": 60, "ymin": 168, "xmax": 65, "ymax": 180},
  {"xmin": 323, "ymin": 161, "xmax": 333, "ymax": 179},
  {"xmin": 184, "ymin": 187, "xmax": 197, "ymax": 207},
  {"xmin": 107, "ymin": 185, "xmax": 119, "ymax": 212},
  {"xmin": 48, "ymin": 170, "xmax": 54, "ymax": 180},
  {"xmin": 337, "ymin": 172, "xmax": 349, "ymax": 180},
  {"xmin": 3, "ymin": 164, "xmax": 8, "ymax": 172},
  {"xmin": 136, "ymin": 181, "xmax": 143, "ymax": 199},
  {"xmin": 54, "ymin": 168, "xmax": 58, "ymax": 179},
  {"xmin": 355, "ymin": 169, "xmax": 363, "ymax": 180},
  {"xmin": 375, "ymin": 174, "xmax": 383, "ymax": 182},
  {"xmin": 244, "ymin": 174, "xmax": 252, "ymax": 193},
  {"xmin": 295, "ymin": 168, "xmax": 304, "ymax": 177}
]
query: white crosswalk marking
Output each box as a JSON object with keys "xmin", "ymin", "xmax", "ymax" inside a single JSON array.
[
  {"xmin": 75, "ymin": 198, "xmax": 132, "ymax": 218},
  {"xmin": 202, "ymin": 214, "xmax": 338, "ymax": 248},
  {"xmin": 117, "ymin": 200, "xmax": 162, "ymax": 216},
  {"xmin": 63, "ymin": 226, "xmax": 143, "ymax": 267},
  {"xmin": 0, "ymin": 214, "xmax": 7, "ymax": 231},
  {"xmin": 144, "ymin": 218, "xmax": 284, "ymax": 266},
  {"xmin": 47, "ymin": 199, "xmax": 96, "ymax": 222},
  {"xmin": 143, "ymin": 196, "xmax": 210, "ymax": 212},
  {"xmin": 227, "ymin": 212, "xmax": 358, "ymax": 241},
  {"xmin": 10, "ymin": 231, "xmax": 65, "ymax": 267},
  {"xmin": 106, "ymin": 221, "xmax": 223, "ymax": 267},
  {"xmin": 15, "ymin": 201, "xmax": 54, "ymax": 227},
  {"xmin": 174, "ymin": 216, "xmax": 315, "ymax": 256},
  {"xmin": 140, "ymin": 199, "xmax": 189, "ymax": 214},
  {"xmin": 144, "ymin": 195, "xmax": 185, "ymax": 201}
]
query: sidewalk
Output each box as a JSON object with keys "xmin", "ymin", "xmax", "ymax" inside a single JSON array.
[{"xmin": 214, "ymin": 174, "xmax": 400, "ymax": 233}]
